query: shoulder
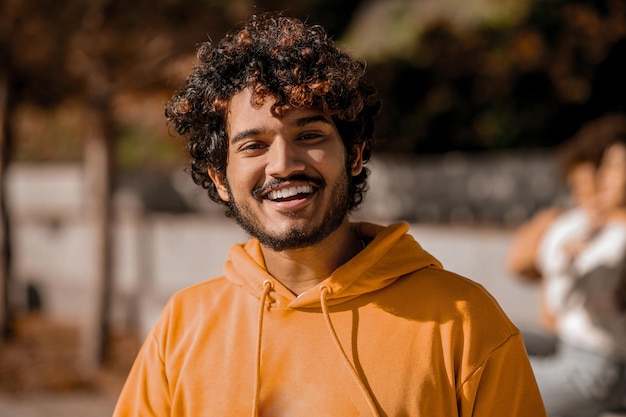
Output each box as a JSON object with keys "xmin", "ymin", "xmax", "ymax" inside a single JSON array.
[
  {"xmin": 537, "ymin": 208, "xmax": 589, "ymax": 266},
  {"xmin": 546, "ymin": 207, "xmax": 588, "ymax": 236},
  {"xmin": 147, "ymin": 277, "xmax": 237, "ymax": 342},
  {"xmin": 386, "ymin": 267, "xmax": 525, "ymax": 381},
  {"xmin": 386, "ymin": 267, "xmax": 519, "ymax": 335},
  {"xmin": 577, "ymin": 222, "xmax": 626, "ymax": 270},
  {"xmin": 409, "ymin": 266, "xmax": 506, "ymax": 304},
  {"xmin": 150, "ymin": 277, "xmax": 236, "ymax": 327},
  {"xmin": 167, "ymin": 276, "xmax": 232, "ymax": 309}
]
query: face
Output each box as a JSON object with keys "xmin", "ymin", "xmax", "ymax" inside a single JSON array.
[
  {"xmin": 209, "ymin": 88, "xmax": 364, "ymax": 251},
  {"xmin": 597, "ymin": 142, "xmax": 626, "ymax": 211},
  {"xmin": 566, "ymin": 162, "xmax": 596, "ymax": 207}
]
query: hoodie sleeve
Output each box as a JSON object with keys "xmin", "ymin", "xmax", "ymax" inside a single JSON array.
[
  {"xmin": 112, "ymin": 322, "xmax": 171, "ymax": 416},
  {"xmin": 457, "ymin": 332, "xmax": 547, "ymax": 417}
]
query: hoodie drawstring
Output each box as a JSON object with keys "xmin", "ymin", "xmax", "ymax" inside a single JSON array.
[
  {"xmin": 320, "ymin": 285, "xmax": 381, "ymax": 417},
  {"xmin": 251, "ymin": 282, "xmax": 380, "ymax": 417},
  {"xmin": 252, "ymin": 280, "xmax": 273, "ymax": 417}
]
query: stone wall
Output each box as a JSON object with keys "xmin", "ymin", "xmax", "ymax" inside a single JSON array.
[
  {"xmin": 359, "ymin": 150, "xmax": 567, "ymax": 225},
  {"xmin": 5, "ymin": 152, "xmax": 556, "ymax": 338}
]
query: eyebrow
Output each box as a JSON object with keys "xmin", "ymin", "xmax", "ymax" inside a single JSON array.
[
  {"xmin": 230, "ymin": 128, "xmax": 264, "ymax": 145},
  {"xmin": 229, "ymin": 114, "xmax": 333, "ymax": 144},
  {"xmin": 292, "ymin": 114, "xmax": 332, "ymax": 128}
]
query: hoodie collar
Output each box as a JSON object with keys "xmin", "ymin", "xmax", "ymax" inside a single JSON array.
[
  {"xmin": 233, "ymin": 222, "xmax": 442, "ymax": 417},
  {"xmin": 223, "ymin": 221, "xmax": 442, "ymax": 309}
]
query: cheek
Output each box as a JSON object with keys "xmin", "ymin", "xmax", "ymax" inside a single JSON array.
[
  {"xmin": 306, "ymin": 147, "xmax": 347, "ymax": 172},
  {"xmin": 607, "ymin": 166, "xmax": 626, "ymax": 188},
  {"xmin": 306, "ymin": 150, "xmax": 327, "ymax": 167},
  {"xmin": 225, "ymin": 159, "xmax": 264, "ymax": 194}
]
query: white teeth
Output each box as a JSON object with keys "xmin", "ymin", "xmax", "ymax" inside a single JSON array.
[{"xmin": 268, "ymin": 185, "xmax": 313, "ymax": 200}]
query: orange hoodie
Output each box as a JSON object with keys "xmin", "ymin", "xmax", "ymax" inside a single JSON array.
[{"xmin": 113, "ymin": 222, "xmax": 547, "ymax": 417}]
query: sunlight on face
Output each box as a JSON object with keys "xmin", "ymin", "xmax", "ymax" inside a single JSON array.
[
  {"xmin": 597, "ymin": 142, "xmax": 626, "ymax": 211},
  {"xmin": 566, "ymin": 161, "xmax": 597, "ymax": 207}
]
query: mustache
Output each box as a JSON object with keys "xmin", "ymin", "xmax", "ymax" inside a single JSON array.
[{"xmin": 252, "ymin": 174, "xmax": 326, "ymax": 198}]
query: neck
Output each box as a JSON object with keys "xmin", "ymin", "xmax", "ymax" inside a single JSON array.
[{"xmin": 261, "ymin": 219, "xmax": 363, "ymax": 295}]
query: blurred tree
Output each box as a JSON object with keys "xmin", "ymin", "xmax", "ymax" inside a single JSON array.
[
  {"xmin": 0, "ymin": 0, "xmax": 245, "ymax": 364},
  {"xmin": 0, "ymin": 0, "xmax": 366, "ymax": 368},
  {"xmin": 345, "ymin": 0, "xmax": 626, "ymax": 154},
  {"xmin": 0, "ymin": 53, "xmax": 13, "ymax": 340}
]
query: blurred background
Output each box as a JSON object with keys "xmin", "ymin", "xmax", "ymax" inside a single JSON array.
[{"xmin": 1, "ymin": 0, "xmax": 625, "ymax": 415}]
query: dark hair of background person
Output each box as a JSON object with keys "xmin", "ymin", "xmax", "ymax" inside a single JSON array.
[{"xmin": 555, "ymin": 113, "xmax": 626, "ymax": 179}]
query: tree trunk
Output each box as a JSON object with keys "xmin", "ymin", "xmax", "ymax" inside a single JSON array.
[
  {"xmin": 0, "ymin": 69, "xmax": 14, "ymax": 341},
  {"xmin": 83, "ymin": 77, "xmax": 114, "ymax": 367}
]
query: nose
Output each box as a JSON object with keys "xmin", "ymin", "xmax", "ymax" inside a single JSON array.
[{"xmin": 265, "ymin": 137, "xmax": 306, "ymax": 177}]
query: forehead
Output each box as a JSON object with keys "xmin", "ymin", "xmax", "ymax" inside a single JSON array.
[
  {"xmin": 227, "ymin": 88, "xmax": 275, "ymax": 126},
  {"xmin": 226, "ymin": 88, "xmax": 330, "ymax": 135}
]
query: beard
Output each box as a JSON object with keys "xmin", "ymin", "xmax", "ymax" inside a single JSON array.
[{"xmin": 225, "ymin": 169, "xmax": 352, "ymax": 252}]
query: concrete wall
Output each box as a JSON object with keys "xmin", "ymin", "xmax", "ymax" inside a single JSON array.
[{"xmin": 5, "ymin": 158, "xmax": 548, "ymax": 341}]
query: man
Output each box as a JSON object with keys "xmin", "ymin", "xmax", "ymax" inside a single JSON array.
[{"xmin": 113, "ymin": 13, "xmax": 546, "ymax": 417}]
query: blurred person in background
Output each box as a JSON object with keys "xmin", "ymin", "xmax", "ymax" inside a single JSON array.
[
  {"xmin": 506, "ymin": 123, "xmax": 605, "ymax": 331},
  {"xmin": 524, "ymin": 113, "xmax": 626, "ymax": 417},
  {"xmin": 112, "ymin": 12, "xmax": 546, "ymax": 417}
]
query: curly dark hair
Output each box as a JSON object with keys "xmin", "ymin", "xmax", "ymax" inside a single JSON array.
[{"xmin": 165, "ymin": 13, "xmax": 381, "ymax": 217}]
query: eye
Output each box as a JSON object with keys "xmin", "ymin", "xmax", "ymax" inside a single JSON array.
[
  {"xmin": 238, "ymin": 141, "xmax": 268, "ymax": 154},
  {"xmin": 297, "ymin": 132, "xmax": 325, "ymax": 142}
]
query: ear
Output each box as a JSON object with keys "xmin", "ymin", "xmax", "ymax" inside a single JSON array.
[
  {"xmin": 350, "ymin": 142, "xmax": 367, "ymax": 176},
  {"xmin": 207, "ymin": 167, "xmax": 230, "ymax": 202}
]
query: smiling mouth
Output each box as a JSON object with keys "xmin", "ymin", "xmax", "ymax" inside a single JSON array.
[{"xmin": 266, "ymin": 185, "xmax": 315, "ymax": 202}]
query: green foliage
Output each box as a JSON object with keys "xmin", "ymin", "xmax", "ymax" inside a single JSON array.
[
  {"xmin": 115, "ymin": 123, "xmax": 186, "ymax": 172},
  {"xmin": 12, "ymin": 103, "xmax": 84, "ymax": 162},
  {"xmin": 365, "ymin": 0, "xmax": 626, "ymax": 153},
  {"xmin": 3, "ymin": 0, "xmax": 626, "ymax": 166},
  {"xmin": 2, "ymin": 0, "xmax": 365, "ymax": 168}
]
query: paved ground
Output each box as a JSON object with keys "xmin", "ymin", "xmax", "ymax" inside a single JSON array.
[
  {"xmin": 0, "ymin": 390, "xmax": 118, "ymax": 417},
  {"xmin": 0, "ymin": 316, "xmax": 134, "ymax": 417},
  {"xmin": 0, "ymin": 361, "xmax": 126, "ymax": 417}
]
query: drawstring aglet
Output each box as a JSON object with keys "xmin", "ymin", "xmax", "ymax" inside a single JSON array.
[{"xmin": 252, "ymin": 280, "xmax": 274, "ymax": 417}]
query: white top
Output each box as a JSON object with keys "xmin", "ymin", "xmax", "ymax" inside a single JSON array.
[{"xmin": 537, "ymin": 208, "xmax": 626, "ymax": 360}]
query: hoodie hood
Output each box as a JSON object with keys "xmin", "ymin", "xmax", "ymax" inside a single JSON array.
[{"xmin": 223, "ymin": 221, "xmax": 442, "ymax": 309}]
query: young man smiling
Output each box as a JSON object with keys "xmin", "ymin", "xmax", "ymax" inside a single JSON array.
[{"xmin": 113, "ymin": 13, "xmax": 547, "ymax": 417}]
